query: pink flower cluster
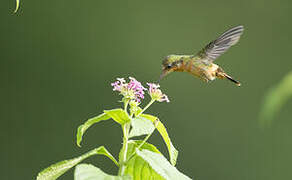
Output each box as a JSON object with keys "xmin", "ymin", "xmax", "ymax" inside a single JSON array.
[
  {"xmin": 147, "ymin": 83, "xmax": 170, "ymax": 103},
  {"xmin": 111, "ymin": 77, "xmax": 169, "ymax": 103},
  {"xmin": 128, "ymin": 77, "xmax": 146, "ymax": 101},
  {"xmin": 111, "ymin": 77, "xmax": 146, "ymax": 102}
]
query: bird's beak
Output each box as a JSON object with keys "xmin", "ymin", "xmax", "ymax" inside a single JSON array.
[{"xmin": 157, "ymin": 70, "xmax": 168, "ymax": 83}]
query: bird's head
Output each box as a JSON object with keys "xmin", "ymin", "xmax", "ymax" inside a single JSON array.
[{"xmin": 158, "ymin": 55, "xmax": 183, "ymax": 82}]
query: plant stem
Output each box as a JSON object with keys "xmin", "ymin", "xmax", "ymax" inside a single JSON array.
[
  {"xmin": 119, "ymin": 100, "xmax": 130, "ymax": 176},
  {"xmin": 137, "ymin": 99, "xmax": 155, "ymax": 117},
  {"xmin": 119, "ymin": 123, "xmax": 130, "ymax": 175},
  {"xmin": 119, "ymin": 99, "xmax": 155, "ymax": 175},
  {"xmin": 124, "ymin": 100, "xmax": 129, "ymax": 114},
  {"xmin": 120, "ymin": 99, "xmax": 156, "ymax": 165}
]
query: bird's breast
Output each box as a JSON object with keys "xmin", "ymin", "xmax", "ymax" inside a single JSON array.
[{"xmin": 186, "ymin": 61, "xmax": 219, "ymax": 81}]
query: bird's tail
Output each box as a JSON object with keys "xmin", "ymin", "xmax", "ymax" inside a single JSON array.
[{"xmin": 216, "ymin": 69, "xmax": 241, "ymax": 86}]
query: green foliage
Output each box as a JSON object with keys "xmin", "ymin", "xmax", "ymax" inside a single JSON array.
[
  {"xmin": 14, "ymin": 0, "xmax": 20, "ymax": 13},
  {"xmin": 37, "ymin": 146, "xmax": 118, "ymax": 180},
  {"xmin": 260, "ymin": 71, "xmax": 292, "ymax": 127},
  {"xmin": 104, "ymin": 109, "xmax": 131, "ymax": 125},
  {"xmin": 37, "ymin": 77, "xmax": 191, "ymax": 180},
  {"xmin": 136, "ymin": 149, "xmax": 191, "ymax": 180},
  {"xmin": 75, "ymin": 164, "xmax": 130, "ymax": 180},
  {"xmin": 140, "ymin": 114, "xmax": 178, "ymax": 166},
  {"xmin": 123, "ymin": 141, "xmax": 164, "ymax": 179},
  {"xmin": 129, "ymin": 117, "xmax": 155, "ymax": 138},
  {"xmin": 77, "ymin": 113, "xmax": 110, "ymax": 147}
]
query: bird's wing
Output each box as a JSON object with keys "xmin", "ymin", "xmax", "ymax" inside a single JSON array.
[{"xmin": 196, "ymin": 25, "xmax": 244, "ymax": 62}]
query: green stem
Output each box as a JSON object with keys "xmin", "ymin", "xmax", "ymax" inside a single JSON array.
[
  {"xmin": 137, "ymin": 132, "xmax": 152, "ymax": 150},
  {"xmin": 137, "ymin": 99, "xmax": 155, "ymax": 117},
  {"xmin": 119, "ymin": 124, "xmax": 130, "ymax": 175},
  {"xmin": 124, "ymin": 100, "xmax": 129, "ymax": 114},
  {"xmin": 119, "ymin": 99, "xmax": 155, "ymax": 175},
  {"xmin": 119, "ymin": 100, "xmax": 130, "ymax": 176}
]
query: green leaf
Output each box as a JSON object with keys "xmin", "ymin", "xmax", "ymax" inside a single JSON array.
[
  {"xmin": 122, "ymin": 141, "xmax": 164, "ymax": 180},
  {"xmin": 259, "ymin": 71, "xmax": 292, "ymax": 127},
  {"xmin": 104, "ymin": 109, "xmax": 131, "ymax": 125},
  {"xmin": 37, "ymin": 146, "xmax": 118, "ymax": 180},
  {"xmin": 140, "ymin": 114, "xmax": 178, "ymax": 166},
  {"xmin": 92, "ymin": 146, "xmax": 119, "ymax": 166},
  {"xmin": 76, "ymin": 113, "xmax": 111, "ymax": 147},
  {"xmin": 129, "ymin": 117, "xmax": 155, "ymax": 138},
  {"xmin": 14, "ymin": 0, "xmax": 20, "ymax": 13},
  {"xmin": 136, "ymin": 149, "xmax": 192, "ymax": 180},
  {"xmin": 75, "ymin": 164, "xmax": 131, "ymax": 180},
  {"xmin": 77, "ymin": 109, "xmax": 130, "ymax": 147}
]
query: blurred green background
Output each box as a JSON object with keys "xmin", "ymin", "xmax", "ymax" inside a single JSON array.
[{"xmin": 1, "ymin": 0, "xmax": 292, "ymax": 179}]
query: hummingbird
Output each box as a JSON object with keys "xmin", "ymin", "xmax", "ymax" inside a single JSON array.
[{"xmin": 159, "ymin": 25, "xmax": 244, "ymax": 86}]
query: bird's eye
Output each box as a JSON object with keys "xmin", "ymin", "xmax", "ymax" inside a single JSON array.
[{"xmin": 167, "ymin": 64, "xmax": 172, "ymax": 69}]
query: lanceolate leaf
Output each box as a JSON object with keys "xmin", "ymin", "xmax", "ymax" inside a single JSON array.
[
  {"xmin": 76, "ymin": 113, "xmax": 111, "ymax": 147},
  {"xmin": 104, "ymin": 109, "xmax": 131, "ymax": 125},
  {"xmin": 93, "ymin": 146, "xmax": 119, "ymax": 166},
  {"xmin": 129, "ymin": 117, "xmax": 155, "ymax": 138},
  {"xmin": 259, "ymin": 71, "xmax": 292, "ymax": 127},
  {"xmin": 14, "ymin": 0, "xmax": 20, "ymax": 13},
  {"xmin": 140, "ymin": 114, "xmax": 178, "ymax": 166},
  {"xmin": 77, "ymin": 109, "xmax": 131, "ymax": 147},
  {"xmin": 37, "ymin": 146, "xmax": 118, "ymax": 180},
  {"xmin": 75, "ymin": 164, "xmax": 131, "ymax": 180},
  {"xmin": 136, "ymin": 149, "xmax": 192, "ymax": 180},
  {"xmin": 122, "ymin": 141, "xmax": 164, "ymax": 180}
]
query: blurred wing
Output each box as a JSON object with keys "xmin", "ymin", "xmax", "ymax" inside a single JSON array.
[{"xmin": 197, "ymin": 25, "xmax": 244, "ymax": 62}]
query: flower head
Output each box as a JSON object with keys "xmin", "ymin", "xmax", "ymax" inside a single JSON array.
[
  {"xmin": 111, "ymin": 77, "xmax": 146, "ymax": 102},
  {"xmin": 128, "ymin": 77, "xmax": 146, "ymax": 101},
  {"xmin": 111, "ymin": 78, "xmax": 125, "ymax": 91},
  {"xmin": 147, "ymin": 83, "xmax": 170, "ymax": 103}
]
